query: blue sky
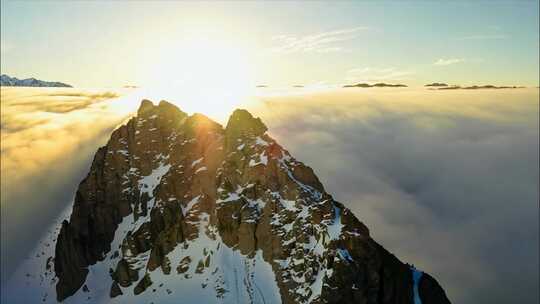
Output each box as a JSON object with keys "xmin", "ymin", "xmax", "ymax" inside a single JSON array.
[{"xmin": 1, "ymin": 1, "xmax": 539, "ymax": 87}]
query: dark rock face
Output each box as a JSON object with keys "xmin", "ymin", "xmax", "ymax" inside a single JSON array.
[
  {"xmin": 419, "ymin": 273, "xmax": 451, "ymax": 304},
  {"xmin": 54, "ymin": 100, "xmax": 451, "ymax": 303}
]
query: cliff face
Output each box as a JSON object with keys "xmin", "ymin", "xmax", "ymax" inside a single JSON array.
[{"xmin": 54, "ymin": 100, "xmax": 451, "ymax": 303}]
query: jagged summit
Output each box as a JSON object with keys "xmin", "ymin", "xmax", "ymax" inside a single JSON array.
[
  {"xmin": 21, "ymin": 99, "xmax": 451, "ymax": 303},
  {"xmin": 136, "ymin": 100, "xmax": 267, "ymax": 136},
  {"xmin": 226, "ymin": 109, "xmax": 267, "ymax": 135},
  {"xmin": 137, "ymin": 99, "xmax": 187, "ymax": 119}
]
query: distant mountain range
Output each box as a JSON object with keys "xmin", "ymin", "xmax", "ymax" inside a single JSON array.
[
  {"xmin": 426, "ymin": 83, "xmax": 525, "ymax": 90},
  {"xmin": 424, "ymin": 83, "xmax": 449, "ymax": 87},
  {"xmin": 343, "ymin": 83, "xmax": 407, "ymax": 88},
  {"xmin": 0, "ymin": 74, "xmax": 72, "ymax": 87}
]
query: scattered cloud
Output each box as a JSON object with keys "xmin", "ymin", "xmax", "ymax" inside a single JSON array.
[
  {"xmin": 346, "ymin": 67, "xmax": 414, "ymax": 82},
  {"xmin": 433, "ymin": 58, "xmax": 465, "ymax": 66},
  {"xmin": 270, "ymin": 27, "xmax": 369, "ymax": 54}
]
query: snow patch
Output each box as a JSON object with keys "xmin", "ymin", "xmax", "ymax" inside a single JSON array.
[
  {"xmin": 191, "ymin": 157, "xmax": 204, "ymax": 167},
  {"xmin": 139, "ymin": 163, "xmax": 171, "ymax": 198},
  {"xmin": 182, "ymin": 196, "xmax": 201, "ymax": 216},
  {"xmin": 254, "ymin": 137, "xmax": 269, "ymax": 146},
  {"xmin": 194, "ymin": 166, "xmax": 207, "ymax": 174},
  {"xmin": 325, "ymin": 206, "xmax": 343, "ymax": 242}
]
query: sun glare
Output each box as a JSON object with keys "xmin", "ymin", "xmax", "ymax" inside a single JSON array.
[{"xmin": 139, "ymin": 35, "xmax": 256, "ymax": 122}]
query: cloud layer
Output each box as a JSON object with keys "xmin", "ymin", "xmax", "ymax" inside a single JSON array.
[
  {"xmin": 248, "ymin": 88, "xmax": 539, "ymax": 304},
  {"xmin": 0, "ymin": 87, "xmax": 134, "ymax": 283},
  {"xmin": 1, "ymin": 87, "xmax": 538, "ymax": 304}
]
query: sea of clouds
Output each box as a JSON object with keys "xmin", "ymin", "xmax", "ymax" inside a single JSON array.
[
  {"xmin": 249, "ymin": 88, "xmax": 539, "ymax": 304},
  {"xmin": 1, "ymin": 87, "xmax": 538, "ymax": 304},
  {"xmin": 0, "ymin": 87, "xmax": 136, "ymax": 286}
]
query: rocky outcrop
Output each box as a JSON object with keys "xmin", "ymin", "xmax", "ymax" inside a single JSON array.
[{"xmin": 54, "ymin": 100, "xmax": 451, "ymax": 303}]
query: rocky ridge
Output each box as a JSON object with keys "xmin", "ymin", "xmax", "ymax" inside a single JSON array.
[
  {"xmin": 51, "ymin": 100, "xmax": 451, "ymax": 303},
  {"xmin": 343, "ymin": 83, "xmax": 407, "ymax": 88},
  {"xmin": 0, "ymin": 74, "xmax": 72, "ymax": 87}
]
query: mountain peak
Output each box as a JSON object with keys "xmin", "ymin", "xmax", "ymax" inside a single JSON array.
[
  {"xmin": 45, "ymin": 99, "xmax": 450, "ymax": 304},
  {"xmin": 137, "ymin": 99, "xmax": 187, "ymax": 122},
  {"xmin": 225, "ymin": 109, "xmax": 267, "ymax": 142}
]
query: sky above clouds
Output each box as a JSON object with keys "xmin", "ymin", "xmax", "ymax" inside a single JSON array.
[{"xmin": 1, "ymin": 1, "xmax": 539, "ymax": 87}]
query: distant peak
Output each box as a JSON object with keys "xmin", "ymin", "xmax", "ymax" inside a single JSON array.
[
  {"xmin": 0, "ymin": 73, "xmax": 72, "ymax": 87},
  {"xmin": 225, "ymin": 109, "xmax": 267, "ymax": 140}
]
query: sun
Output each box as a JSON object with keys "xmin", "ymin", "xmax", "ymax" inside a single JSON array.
[{"xmin": 139, "ymin": 35, "xmax": 256, "ymax": 122}]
